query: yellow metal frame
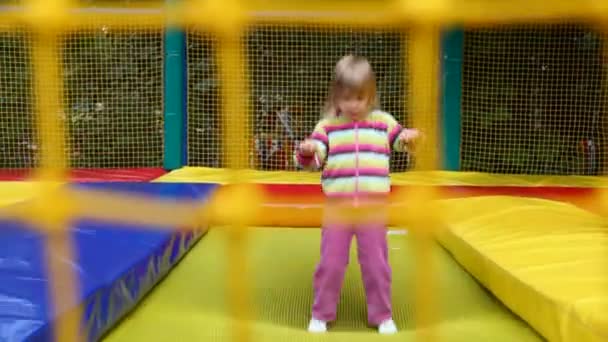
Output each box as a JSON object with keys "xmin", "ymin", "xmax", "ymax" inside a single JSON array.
[{"xmin": 2, "ymin": 0, "xmax": 607, "ymax": 341}]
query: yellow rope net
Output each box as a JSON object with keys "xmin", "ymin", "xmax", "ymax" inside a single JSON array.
[{"xmin": 1, "ymin": 0, "xmax": 607, "ymax": 341}]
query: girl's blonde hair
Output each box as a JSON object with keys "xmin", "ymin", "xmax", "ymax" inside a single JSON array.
[{"xmin": 323, "ymin": 55, "xmax": 378, "ymax": 118}]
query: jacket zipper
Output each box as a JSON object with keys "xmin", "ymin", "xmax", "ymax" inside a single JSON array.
[{"xmin": 354, "ymin": 122, "xmax": 359, "ymax": 207}]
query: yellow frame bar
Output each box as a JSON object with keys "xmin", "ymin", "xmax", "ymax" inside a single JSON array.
[{"xmin": 2, "ymin": 0, "xmax": 608, "ymax": 30}]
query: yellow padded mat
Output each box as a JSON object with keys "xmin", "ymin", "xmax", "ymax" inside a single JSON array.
[
  {"xmin": 0, "ymin": 181, "xmax": 54, "ymax": 207},
  {"xmin": 437, "ymin": 196, "xmax": 608, "ymax": 342},
  {"xmin": 155, "ymin": 167, "xmax": 606, "ymax": 187}
]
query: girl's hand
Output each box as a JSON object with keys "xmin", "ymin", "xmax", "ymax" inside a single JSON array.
[
  {"xmin": 399, "ymin": 128, "xmax": 421, "ymax": 143},
  {"xmin": 397, "ymin": 128, "xmax": 423, "ymax": 151},
  {"xmin": 298, "ymin": 139, "xmax": 317, "ymax": 156}
]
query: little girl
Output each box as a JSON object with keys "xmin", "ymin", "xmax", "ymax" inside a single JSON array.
[{"xmin": 294, "ymin": 55, "xmax": 420, "ymax": 334}]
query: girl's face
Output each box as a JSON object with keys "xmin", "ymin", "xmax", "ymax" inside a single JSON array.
[{"xmin": 336, "ymin": 90, "xmax": 370, "ymax": 121}]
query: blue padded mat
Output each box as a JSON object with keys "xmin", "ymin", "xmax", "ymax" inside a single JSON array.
[{"xmin": 0, "ymin": 182, "xmax": 218, "ymax": 342}]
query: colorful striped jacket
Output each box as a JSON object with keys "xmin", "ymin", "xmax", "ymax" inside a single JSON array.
[{"xmin": 294, "ymin": 110, "xmax": 407, "ymax": 200}]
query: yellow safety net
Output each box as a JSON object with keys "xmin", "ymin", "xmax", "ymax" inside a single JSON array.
[{"xmin": 0, "ymin": 0, "xmax": 607, "ymax": 342}]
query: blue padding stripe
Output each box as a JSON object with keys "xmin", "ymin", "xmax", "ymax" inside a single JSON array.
[{"xmin": 0, "ymin": 182, "xmax": 219, "ymax": 342}]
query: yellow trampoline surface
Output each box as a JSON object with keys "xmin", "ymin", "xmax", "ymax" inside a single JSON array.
[{"xmin": 102, "ymin": 227, "xmax": 543, "ymax": 342}]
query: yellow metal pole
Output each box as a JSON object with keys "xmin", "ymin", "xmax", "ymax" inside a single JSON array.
[
  {"xmin": 196, "ymin": 0, "xmax": 257, "ymax": 341},
  {"xmin": 599, "ymin": 22, "xmax": 608, "ymax": 220},
  {"xmin": 217, "ymin": 34, "xmax": 254, "ymax": 342},
  {"xmin": 400, "ymin": 21, "xmax": 442, "ymax": 342},
  {"xmin": 31, "ymin": 26, "xmax": 82, "ymax": 342},
  {"xmin": 23, "ymin": 0, "xmax": 82, "ymax": 341}
]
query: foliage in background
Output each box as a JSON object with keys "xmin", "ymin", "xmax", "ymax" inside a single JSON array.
[
  {"xmin": 0, "ymin": 31, "xmax": 34, "ymax": 168},
  {"xmin": 461, "ymin": 23, "xmax": 607, "ymax": 175},
  {"xmin": 0, "ymin": 2, "xmax": 605, "ymax": 174},
  {"xmin": 0, "ymin": 27, "xmax": 164, "ymax": 168},
  {"xmin": 187, "ymin": 26, "xmax": 409, "ymax": 171},
  {"xmin": 62, "ymin": 28, "xmax": 164, "ymax": 168}
]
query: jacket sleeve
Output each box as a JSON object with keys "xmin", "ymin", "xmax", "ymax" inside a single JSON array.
[
  {"xmin": 385, "ymin": 113, "xmax": 408, "ymax": 152},
  {"xmin": 294, "ymin": 120, "xmax": 328, "ymax": 170}
]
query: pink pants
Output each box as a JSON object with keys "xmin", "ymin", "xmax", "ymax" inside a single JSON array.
[{"xmin": 311, "ymin": 219, "xmax": 392, "ymax": 326}]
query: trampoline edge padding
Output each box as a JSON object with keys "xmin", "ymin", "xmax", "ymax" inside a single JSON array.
[
  {"xmin": 90, "ymin": 228, "xmax": 208, "ymax": 341},
  {"xmin": 436, "ymin": 196, "xmax": 608, "ymax": 342},
  {"xmin": 76, "ymin": 182, "xmax": 219, "ymax": 341},
  {"xmin": 0, "ymin": 182, "xmax": 218, "ymax": 342}
]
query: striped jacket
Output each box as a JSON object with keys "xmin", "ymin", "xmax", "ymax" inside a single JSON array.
[{"xmin": 294, "ymin": 110, "xmax": 407, "ymax": 200}]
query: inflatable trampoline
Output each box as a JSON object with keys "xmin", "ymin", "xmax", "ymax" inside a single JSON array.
[
  {"xmin": 1, "ymin": 1, "xmax": 608, "ymax": 342},
  {"xmin": 1, "ymin": 168, "xmax": 605, "ymax": 342}
]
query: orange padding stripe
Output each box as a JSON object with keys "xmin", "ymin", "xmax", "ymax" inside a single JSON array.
[{"xmin": 211, "ymin": 183, "xmax": 601, "ymax": 227}]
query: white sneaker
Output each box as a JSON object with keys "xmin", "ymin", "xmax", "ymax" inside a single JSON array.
[
  {"xmin": 378, "ymin": 318, "xmax": 398, "ymax": 334},
  {"xmin": 308, "ymin": 318, "xmax": 327, "ymax": 333}
]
